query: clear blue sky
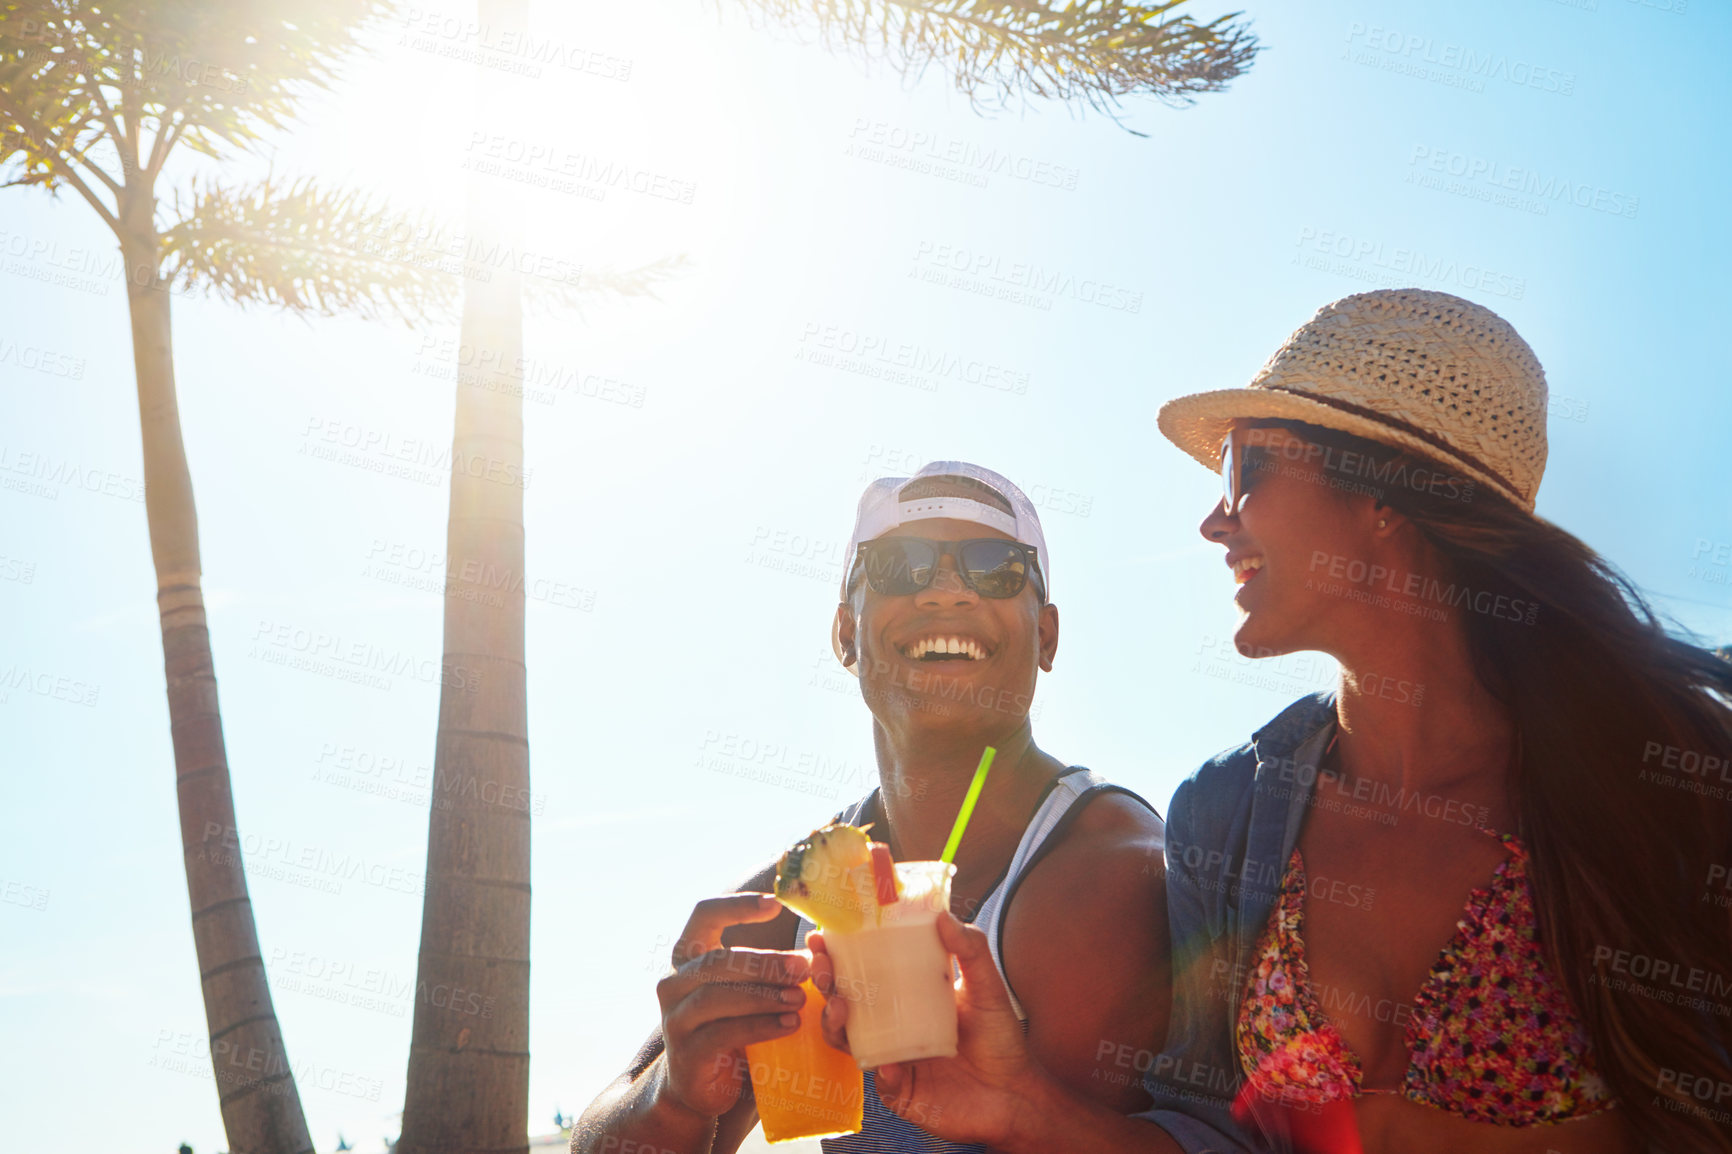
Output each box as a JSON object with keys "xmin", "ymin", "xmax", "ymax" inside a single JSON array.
[{"xmin": 3, "ymin": 1, "xmax": 1728, "ymax": 1150}]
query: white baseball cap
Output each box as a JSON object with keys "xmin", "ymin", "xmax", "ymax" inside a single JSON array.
[{"xmin": 831, "ymin": 461, "xmax": 1049, "ymax": 673}]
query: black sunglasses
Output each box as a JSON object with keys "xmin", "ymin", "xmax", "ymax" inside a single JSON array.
[{"xmin": 848, "ymin": 536, "xmax": 1045, "ymax": 602}]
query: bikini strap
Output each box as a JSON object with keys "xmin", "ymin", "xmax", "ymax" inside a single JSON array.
[{"xmin": 1482, "ymin": 825, "xmax": 1526, "ymax": 857}]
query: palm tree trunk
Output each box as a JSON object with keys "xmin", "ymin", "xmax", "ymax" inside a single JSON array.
[
  {"xmin": 398, "ymin": 0, "xmax": 533, "ymax": 1143},
  {"xmin": 123, "ymin": 224, "xmax": 315, "ymax": 1154}
]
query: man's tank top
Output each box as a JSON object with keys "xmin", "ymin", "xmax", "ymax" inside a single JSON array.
[{"xmin": 789, "ymin": 766, "xmax": 1164, "ymax": 1154}]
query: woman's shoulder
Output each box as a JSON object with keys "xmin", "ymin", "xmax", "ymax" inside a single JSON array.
[
  {"xmin": 1170, "ymin": 691, "xmax": 1336, "ymax": 835},
  {"xmin": 1169, "ymin": 748, "xmax": 1255, "ymax": 849}
]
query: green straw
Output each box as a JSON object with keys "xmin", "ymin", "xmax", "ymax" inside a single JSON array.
[{"xmin": 940, "ymin": 746, "xmax": 997, "ymax": 865}]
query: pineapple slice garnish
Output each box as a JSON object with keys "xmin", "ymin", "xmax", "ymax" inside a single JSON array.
[{"xmin": 774, "ymin": 823, "xmax": 885, "ymax": 933}]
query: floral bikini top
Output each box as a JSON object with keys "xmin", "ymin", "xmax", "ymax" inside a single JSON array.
[{"xmin": 1235, "ymin": 829, "xmax": 1615, "ymax": 1126}]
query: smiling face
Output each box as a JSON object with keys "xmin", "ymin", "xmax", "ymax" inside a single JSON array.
[
  {"xmin": 1199, "ymin": 423, "xmax": 1389, "ymax": 660},
  {"xmin": 834, "ymin": 517, "xmax": 1057, "ymax": 732}
]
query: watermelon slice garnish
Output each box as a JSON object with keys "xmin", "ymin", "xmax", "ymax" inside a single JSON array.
[{"xmin": 870, "ymin": 842, "xmax": 900, "ymax": 906}]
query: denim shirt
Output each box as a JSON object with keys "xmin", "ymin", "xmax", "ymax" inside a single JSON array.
[{"xmin": 1133, "ymin": 692, "xmax": 1339, "ymax": 1154}]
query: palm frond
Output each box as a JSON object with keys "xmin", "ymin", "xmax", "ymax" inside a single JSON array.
[
  {"xmin": 731, "ymin": 0, "xmax": 1258, "ymax": 125},
  {"xmin": 159, "ymin": 175, "xmax": 458, "ymax": 322},
  {"xmin": 1, "ymin": 0, "xmax": 390, "ymax": 182},
  {"xmin": 521, "ymin": 254, "xmax": 692, "ymax": 317},
  {"xmin": 158, "ymin": 174, "xmax": 689, "ymax": 323}
]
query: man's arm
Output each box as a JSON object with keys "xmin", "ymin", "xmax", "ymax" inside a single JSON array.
[
  {"xmin": 574, "ymin": 1032, "xmax": 725, "ymax": 1154},
  {"xmin": 572, "ymin": 861, "xmax": 802, "ymax": 1154},
  {"xmin": 999, "ymin": 792, "xmax": 1171, "ymax": 1112}
]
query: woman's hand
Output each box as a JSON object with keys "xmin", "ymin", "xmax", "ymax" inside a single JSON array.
[{"xmin": 809, "ymin": 913, "xmax": 1043, "ymax": 1147}]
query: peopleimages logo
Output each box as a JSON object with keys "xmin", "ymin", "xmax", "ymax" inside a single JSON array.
[
  {"xmin": 910, "ymin": 241, "xmax": 1143, "ymax": 314},
  {"xmin": 1245, "ymin": 426, "xmax": 1477, "ymax": 504},
  {"xmin": 845, "ymin": 119, "xmax": 1080, "ymax": 191},
  {"xmin": 1591, "ymin": 945, "xmax": 1732, "ymax": 1007},
  {"xmin": 1307, "ymin": 551, "xmax": 1539, "ymax": 625},
  {"xmin": 1293, "ymin": 226, "xmax": 1526, "ymax": 301},
  {"xmin": 249, "ymin": 618, "xmax": 482, "ymax": 694},
  {"xmin": 0, "ymin": 446, "xmax": 145, "ymax": 503},
  {"xmin": 1344, "ymin": 23, "xmax": 1576, "ymax": 96},
  {"xmin": 0, "ymin": 664, "xmax": 101, "ymax": 707},
  {"xmin": 0, "ymin": 338, "xmax": 87, "ymax": 379},
  {"xmin": 462, "ymin": 131, "xmax": 696, "ymax": 205},
  {"xmin": 300, "ymin": 417, "xmax": 533, "ymax": 489},
  {"xmin": 150, "ymin": 1029, "xmax": 384, "ymax": 1102},
  {"xmin": 397, "ymin": 7, "xmax": 633, "ymax": 81},
  {"xmin": 1407, "ymin": 146, "xmax": 1640, "ymax": 219},
  {"xmin": 795, "ymin": 323, "xmax": 1030, "ymax": 396},
  {"xmin": 200, "ymin": 822, "xmax": 426, "ymax": 897},
  {"xmin": 1, "ymin": 877, "xmax": 50, "ymax": 911}
]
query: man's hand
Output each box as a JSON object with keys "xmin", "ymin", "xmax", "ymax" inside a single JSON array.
[
  {"xmin": 810, "ymin": 914, "xmax": 1043, "ymax": 1147},
  {"xmin": 655, "ymin": 893, "xmax": 809, "ymax": 1121}
]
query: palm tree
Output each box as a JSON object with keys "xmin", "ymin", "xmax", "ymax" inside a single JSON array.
[
  {"xmin": 0, "ymin": 4, "xmax": 451, "ymax": 1151},
  {"xmin": 396, "ymin": 2, "xmax": 682, "ymax": 1147},
  {"xmin": 395, "ymin": 4, "xmax": 533, "ymax": 1153},
  {"xmin": 399, "ymin": 2, "xmax": 1255, "ymax": 1152}
]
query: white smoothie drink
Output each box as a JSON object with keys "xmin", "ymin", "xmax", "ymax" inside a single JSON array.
[{"xmin": 825, "ymin": 860, "xmax": 958, "ymax": 1068}]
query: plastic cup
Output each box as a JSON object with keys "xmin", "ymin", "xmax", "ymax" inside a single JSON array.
[
  {"xmin": 743, "ymin": 957, "xmax": 864, "ymax": 1143},
  {"xmin": 824, "ymin": 861, "xmax": 958, "ymax": 1068}
]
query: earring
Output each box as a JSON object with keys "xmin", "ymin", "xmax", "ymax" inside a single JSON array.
[{"xmin": 1378, "ymin": 518, "xmax": 1388, "ymax": 529}]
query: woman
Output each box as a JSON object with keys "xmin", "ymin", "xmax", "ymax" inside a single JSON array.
[{"xmin": 812, "ymin": 289, "xmax": 1732, "ymax": 1153}]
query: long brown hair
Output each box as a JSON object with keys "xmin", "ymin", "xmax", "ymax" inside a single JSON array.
[{"xmin": 1259, "ymin": 418, "xmax": 1732, "ymax": 1150}]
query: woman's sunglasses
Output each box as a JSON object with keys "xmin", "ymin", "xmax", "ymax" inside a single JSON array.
[
  {"xmin": 848, "ymin": 536, "xmax": 1045, "ymax": 602},
  {"xmin": 1220, "ymin": 429, "xmax": 1274, "ymax": 516}
]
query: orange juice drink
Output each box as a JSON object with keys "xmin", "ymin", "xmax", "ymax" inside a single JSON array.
[{"xmin": 745, "ymin": 968, "xmax": 864, "ymax": 1143}]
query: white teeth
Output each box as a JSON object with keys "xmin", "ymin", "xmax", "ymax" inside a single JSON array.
[
  {"xmin": 1232, "ymin": 557, "xmax": 1265, "ymax": 579},
  {"xmin": 900, "ymin": 636, "xmax": 988, "ymax": 660}
]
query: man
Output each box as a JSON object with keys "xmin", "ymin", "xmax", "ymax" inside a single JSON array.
[{"xmin": 575, "ymin": 462, "xmax": 1170, "ymax": 1153}]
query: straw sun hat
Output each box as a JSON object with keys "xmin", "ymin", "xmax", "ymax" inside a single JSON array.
[{"xmin": 1157, "ymin": 289, "xmax": 1550, "ymax": 512}]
